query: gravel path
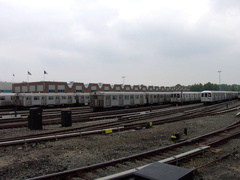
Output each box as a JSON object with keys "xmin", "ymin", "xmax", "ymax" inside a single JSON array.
[{"xmin": 0, "ymin": 101, "xmax": 240, "ymax": 179}]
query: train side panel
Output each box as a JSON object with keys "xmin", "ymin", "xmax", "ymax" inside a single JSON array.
[
  {"xmin": 0, "ymin": 93, "xmax": 16, "ymax": 106},
  {"xmin": 90, "ymin": 92, "xmax": 147, "ymax": 109},
  {"xmin": 201, "ymin": 91, "xmax": 238, "ymax": 104}
]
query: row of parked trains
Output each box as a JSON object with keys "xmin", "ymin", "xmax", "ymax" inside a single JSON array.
[{"xmin": 0, "ymin": 91, "xmax": 239, "ymax": 110}]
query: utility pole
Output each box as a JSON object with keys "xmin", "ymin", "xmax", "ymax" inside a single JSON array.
[
  {"xmin": 218, "ymin": 70, "xmax": 222, "ymax": 91},
  {"xmin": 122, "ymin": 76, "xmax": 125, "ymax": 86}
]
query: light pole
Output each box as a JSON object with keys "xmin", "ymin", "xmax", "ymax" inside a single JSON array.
[
  {"xmin": 122, "ymin": 76, "xmax": 125, "ymax": 86},
  {"xmin": 218, "ymin": 70, "xmax": 222, "ymax": 91}
]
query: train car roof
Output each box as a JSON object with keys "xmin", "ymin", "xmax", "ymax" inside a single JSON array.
[
  {"xmin": 90, "ymin": 91, "xmax": 147, "ymax": 95},
  {"xmin": 201, "ymin": 90, "xmax": 237, "ymax": 93},
  {"xmin": 0, "ymin": 93, "xmax": 16, "ymax": 96},
  {"xmin": 172, "ymin": 91, "xmax": 201, "ymax": 94},
  {"xmin": 16, "ymin": 93, "xmax": 77, "ymax": 96},
  {"xmin": 147, "ymin": 92, "xmax": 172, "ymax": 94}
]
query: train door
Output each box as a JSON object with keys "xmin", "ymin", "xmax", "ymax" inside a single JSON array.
[
  {"xmin": 41, "ymin": 96, "xmax": 47, "ymax": 106},
  {"xmin": 149, "ymin": 94, "xmax": 153, "ymax": 104},
  {"xmin": 85, "ymin": 95, "xmax": 90, "ymax": 105},
  {"xmin": 106, "ymin": 95, "xmax": 111, "ymax": 107},
  {"xmin": 140, "ymin": 95, "xmax": 144, "ymax": 104},
  {"xmin": 55, "ymin": 96, "xmax": 60, "ymax": 105},
  {"xmin": 119, "ymin": 95, "xmax": 123, "ymax": 106},
  {"xmin": 97, "ymin": 95, "xmax": 102, "ymax": 106},
  {"xmin": 14, "ymin": 94, "xmax": 21, "ymax": 106},
  {"xmin": 94, "ymin": 95, "xmax": 99, "ymax": 106},
  {"xmin": 25, "ymin": 96, "xmax": 32, "ymax": 106},
  {"xmin": 67, "ymin": 96, "xmax": 72, "ymax": 104},
  {"xmin": 130, "ymin": 95, "xmax": 134, "ymax": 105}
]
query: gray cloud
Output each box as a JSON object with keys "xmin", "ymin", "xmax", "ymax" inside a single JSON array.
[{"xmin": 1, "ymin": 0, "xmax": 240, "ymax": 86}]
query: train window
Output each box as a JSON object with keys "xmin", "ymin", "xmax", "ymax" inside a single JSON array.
[
  {"xmin": 177, "ymin": 94, "xmax": 180, "ymax": 98},
  {"xmin": 154, "ymin": 95, "xmax": 156, "ymax": 98},
  {"xmin": 112, "ymin": 95, "xmax": 117, "ymax": 100},
  {"xmin": 62, "ymin": 96, "xmax": 66, "ymax": 100},
  {"xmin": 130, "ymin": 95, "xmax": 134, "ymax": 99},
  {"xmin": 125, "ymin": 95, "xmax": 129, "ymax": 100},
  {"xmin": 0, "ymin": 97, "xmax": 5, "ymax": 100},
  {"xmin": 119, "ymin": 95, "xmax": 122, "ymax": 99},
  {"xmin": 140, "ymin": 95, "xmax": 143, "ymax": 98},
  {"xmin": 86, "ymin": 96, "xmax": 89, "ymax": 99},
  {"xmin": 135, "ymin": 95, "xmax": 139, "ymax": 99},
  {"xmin": 34, "ymin": 96, "xmax": 39, "ymax": 100},
  {"xmin": 208, "ymin": 93, "xmax": 211, "ymax": 97},
  {"xmin": 68, "ymin": 96, "xmax": 72, "ymax": 99}
]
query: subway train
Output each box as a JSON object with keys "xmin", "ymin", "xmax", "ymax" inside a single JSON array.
[
  {"xmin": 0, "ymin": 90, "xmax": 239, "ymax": 108},
  {"xmin": 0, "ymin": 93, "xmax": 90, "ymax": 107},
  {"xmin": 170, "ymin": 92, "xmax": 201, "ymax": 104},
  {"xmin": 201, "ymin": 90, "xmax": 238, "ymax": 104},
  {"xmin": 90, "ymin": 91, "xmax": 172, "ymax": 109},
  {"xmin": 0, "ymin": 93, "xmax": 15, "ymax": 107},
  {"xmin": 89, "ymin": 91, "xmax": 198, "ymax": 110}
]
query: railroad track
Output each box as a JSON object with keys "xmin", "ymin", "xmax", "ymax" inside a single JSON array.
[
  {"xmin": 0, "ymin": 104, "xmax": 196, "ymax": 129},
  {"xmin": 28, "ymin": 119, "xmax": 240, "ymax": 180},
  {"xmin": 0, "ymin": 106, "xmax": 90, "ymax": 116},
  {"xmin": 0, "ymin": 102, "xmax": 238, "ymax": 148}
]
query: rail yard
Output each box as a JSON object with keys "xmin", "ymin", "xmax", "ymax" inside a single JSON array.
[{"xmin": 0, "ymin": 100, "xmax": 240, "ymax": 179}]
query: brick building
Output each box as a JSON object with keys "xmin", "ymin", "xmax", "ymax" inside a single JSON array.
[{"xmin": 12, "ymin": 81, "xmax": 188, "ymax": 93}]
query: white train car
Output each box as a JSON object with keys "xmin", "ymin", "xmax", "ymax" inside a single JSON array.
[
  {"xmin": 201, "ymin": 91, "xmax": 238, "ymax": 104},
  {"xmin": 15, "ymin": 93, "xmax": 77, "ymax": 107},
  {"xmin": 147, "ymin": 92, "xmax": 172, "ymax": 104},
  {"xmin": 76, "ymin": 93, "xmax": 90, "ymax": 105},
  {"xmin": 90, "ymin": 91, "xmax": 147, "ymax": 110},
  {"xmin": 170, "ymin": 92, "xmax": 201, "ymax": 104},
  {"xmin": 0, "ymin": 93, "xmax": 16, "ymax": 107}
]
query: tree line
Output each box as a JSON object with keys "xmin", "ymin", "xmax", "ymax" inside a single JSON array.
[{"xmin": 175, "ymin": 82, "xmax": 240, "ymax": 92}]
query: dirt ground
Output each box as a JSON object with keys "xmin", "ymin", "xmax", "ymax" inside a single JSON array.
[{"xmin": 0, "ymin": 102, "xmax": 240, "ymax": 179}]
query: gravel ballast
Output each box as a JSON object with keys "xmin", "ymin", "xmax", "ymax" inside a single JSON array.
[{"xmin": 0, "ymin": 102, "xmax": 240, "ymax": 179}]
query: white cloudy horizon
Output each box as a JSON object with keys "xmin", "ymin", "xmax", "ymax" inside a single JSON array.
[{"xmin": 1, "ymin": 0, "xmax": 240, "ymax": 86}]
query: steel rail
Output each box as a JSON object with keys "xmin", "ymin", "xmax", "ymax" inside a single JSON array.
[
  {"xmin": 27, "ymin": 120, "xmax": 240, "ymax": 180},
  {"xmin": 0, "ymin": 104, "xmax": 239, "ymax": 147},
  {"xmin": 0, "ymin": 104, "xmax": 203, "ymax": 129}
]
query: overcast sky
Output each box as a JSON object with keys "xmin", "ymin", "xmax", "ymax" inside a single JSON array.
[{"xmin": 0, "ymin": 0, "xmax": 240, "ymax": 86}]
